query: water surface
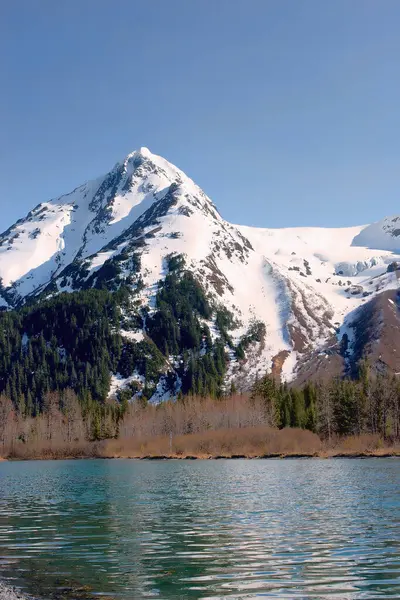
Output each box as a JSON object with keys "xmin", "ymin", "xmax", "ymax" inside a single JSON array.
[{"xmin": 0, "ymin": 459, "xmax": 399, "ymax": 599}]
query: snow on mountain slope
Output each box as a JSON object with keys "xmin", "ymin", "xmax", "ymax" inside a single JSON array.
[
  {"xmin": 352, "ymin": 215, "xmax": 400, "ymax": 252},
  {"xmin": 238, "ymin": 223, "xmax": 397, "ymax": 325},
  {"xmin": 237, "ymin": 223, "xmax": 400, "ymax": 378},
  {"xmin": 0, "ymin": 147, "xmax": 399, "ymax": 388},
  {"xmin": 0, "ymin": 147, "xmax": 211, "ymax": 300}
]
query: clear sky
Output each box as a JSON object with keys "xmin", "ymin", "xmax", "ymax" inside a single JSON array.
[{"xmin": 1, "ymin": 0, "xmax": 399, "ymax": 232}]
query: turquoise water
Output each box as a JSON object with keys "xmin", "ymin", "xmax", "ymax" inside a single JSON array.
[{"xmin": 0, "ymin": 459, "xmax": 399, "ymax": 599}]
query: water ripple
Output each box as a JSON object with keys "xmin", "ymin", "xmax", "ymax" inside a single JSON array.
[{"xmin": 0, "ymin": 459, "xmax": 399, "ymax": 598}]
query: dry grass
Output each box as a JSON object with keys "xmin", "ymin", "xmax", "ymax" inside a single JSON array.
[
  {"xmin": 4, "ymin": 440, "xmax": 101, "ymax": 460},
  {"xmin": 102, "ymin": 429, "xmax": 400, "ymax": 459},
  {"xmin": 1, "ymin": 431, "xmax": 399, "ymax": 461},
  {"xmin": 323, "ymin": 434, "xmax": 400, "ymax": 457},
  {"xmin": 103, "ymin": 426, "xmax": 323, "ymax": 458}
]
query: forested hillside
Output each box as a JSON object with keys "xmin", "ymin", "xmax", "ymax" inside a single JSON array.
[{"xmin": 0, "ymin": 255, "xmax": 239, "ymax": 412}]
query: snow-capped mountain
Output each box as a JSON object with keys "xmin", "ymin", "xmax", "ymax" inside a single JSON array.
[{"xmin": 1, "ymin": 147, "xmax": 399, "ymax": 392}]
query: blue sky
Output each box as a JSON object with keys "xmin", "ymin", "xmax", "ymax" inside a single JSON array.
[{"xmin": 1, "ymin": 0, "xmax": 399, "ymax": 231}]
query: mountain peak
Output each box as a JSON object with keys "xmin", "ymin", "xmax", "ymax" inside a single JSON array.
[
  {"xmin": 1, "ymin": 148, "xmax": 400, "ymax": 391},
  {"xmin": 137, "ymin": 146, "xmax": 152, "ymax": 157},
  {"xmin": 0, "ymin": 146, "xmax": 219, "ymax": 302},
  {"xmin": 125, "ymin": 146, "xmax": 153, "ymax": 161}
]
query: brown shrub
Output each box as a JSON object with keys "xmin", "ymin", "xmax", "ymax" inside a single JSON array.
[
  {"xmin": 103, "ymin": 426, "xmax": 322, "ymax": 458},
  {"xmin": 7, "ymin": 439, "xmax": 101, "ymax": 460},
  {"xmin": 337, "ymin": 433, "xmax": 383, "ymax": 453}
]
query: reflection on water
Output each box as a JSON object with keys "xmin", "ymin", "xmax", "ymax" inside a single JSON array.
[{"xmin": 0, "ymin": 459, "xmax": 399, "ymax": 599}]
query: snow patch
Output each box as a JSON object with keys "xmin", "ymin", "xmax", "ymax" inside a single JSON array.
[{"xmin": 120, "ymin": 330, "xmax": 144, "ymax": 342}]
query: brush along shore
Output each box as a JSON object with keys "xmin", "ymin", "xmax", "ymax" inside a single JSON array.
[{"xmin": 1, "ymin": 427, "xmax": 399, "ymax": 461}]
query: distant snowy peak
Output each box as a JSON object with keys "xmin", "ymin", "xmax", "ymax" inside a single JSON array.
[{"xmin": 352, "ymin": 215, "xmax": 400, "ymax": 251}]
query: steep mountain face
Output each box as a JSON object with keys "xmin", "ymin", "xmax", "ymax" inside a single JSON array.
[{"xmin": 1, "ymin": 147, "xmax": 399, "ymax": 400}]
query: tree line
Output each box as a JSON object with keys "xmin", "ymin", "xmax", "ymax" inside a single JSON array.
[
  {"xmin": 252, "ymin": 364, "xmax": 400, "ymax": 441},
  {"xmin": 1, "ymin": 363, "xmax": 399, "ymax": 458}
]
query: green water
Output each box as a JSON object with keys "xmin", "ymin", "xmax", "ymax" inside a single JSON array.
[{"xmin": 0, "ymin": 459, "xmax": 399, "ymax": 599}]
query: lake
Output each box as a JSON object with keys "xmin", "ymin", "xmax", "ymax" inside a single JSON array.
[{"xmin": 0, "ymin": 459, "xmax": 399, "ymax": 599}]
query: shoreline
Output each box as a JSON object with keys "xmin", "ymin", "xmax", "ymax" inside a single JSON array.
[
  {"xmin": 105, "ymin": 451, "xmax": 400, "ymax": 460},
  {"xmin": 1, "ymin": 450, "xmax": 400, "ymax": 461}
]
